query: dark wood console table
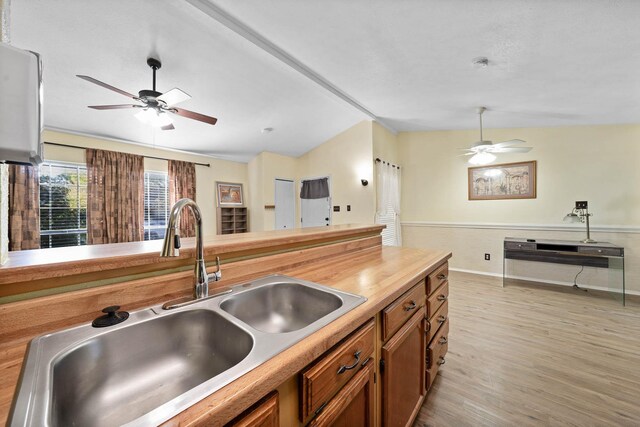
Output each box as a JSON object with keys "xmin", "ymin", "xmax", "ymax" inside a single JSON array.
[{"xmin": 503, "ymin": 237, "xmax": 626, "ymax": 305}]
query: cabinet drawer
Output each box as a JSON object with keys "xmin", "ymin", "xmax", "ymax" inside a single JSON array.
[
  {"xmin": 427, "ymin": 281, "xmax": 449, "ymax": 318},
  {"xmin": 426, "ymin": 300, "xmax": 448, "ymax": 344},
  {"xmin": 426, "ymin": 319, "xmax": 449, "ymax": 371},
  {"xmin": 504, "ymin": 241, "xmax": 536, "ymax": 251},
  {"xmin": 226, "ymin": 391, "xmax": 278, "ymax": 427},
  {"xmin": 578, "ymin": 246, "xmax": 623, "ymax": 257},
  {"xmin": 382, "ymin": 282, "xmax": 426, "ymax": 342},
  {"xmin": 300, "ymin": 320, "xmax": 375, "ymax": 422},
  {"xmin": 308, "ymin": 358, "xmax": 375, "ymax": 427},
  {"xmin": 427, "ymin": 262, "xmax": 448, "ymax": 295}
]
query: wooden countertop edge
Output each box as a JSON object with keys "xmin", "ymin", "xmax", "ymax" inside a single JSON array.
[
  {"xmin": 0, "ymin": 224, "xmax": 384, "ymax": 285},
  {"xmin": 162, "ymin": 248, "xmax": 452, "ymax": 426}
]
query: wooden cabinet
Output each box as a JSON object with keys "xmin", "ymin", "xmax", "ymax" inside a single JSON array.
[
  {"xmin": 381, "ymin": 308, "xmax": 426, "ymax": 427},
  {"xmin": 425, "ymin": 262, "xmax": 450, "ymax": 392},
  {"xmin": 300, "ymin": 320, "xmax": 375, "ymax": 424},
  {"xmin": 308, "ymin": 360, "xmax": 375, "ymax": 427},
  {"xmin": 381, "ymin": 280, "xmax": 426, "ymax": 341},
  {"xmin": 217, "ymin": 207, "xmax": 249, "ymax": 235},
  {"xmin": 226, "ymin": 391, "xmax": 278, "ymax": 427}
]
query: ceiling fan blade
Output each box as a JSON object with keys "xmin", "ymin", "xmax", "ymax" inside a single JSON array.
[
  {"xmin": 171, "ymin": 107, "xmax": 218, "ymax": 125},
  {"xmin": 492, "ymin": 139, "xmax": 526, "ymax": 148},
  {"xmin": 157, "ymin": 88, "xmax": 191, "ymax": 107},
  {"xmin": 490, "ymin": 147, "xmax": 532, "ymax": 153},
  {"xmin": 161, "ymin": 123, "xmax": 175, "ymax": 131},
  {"xmin": 88, "ymin": 104, "xmax": 140, "ymax": 110},
  {"xmin": 77, "ymin": 75, "xmax": 137, "ymax": 99}
]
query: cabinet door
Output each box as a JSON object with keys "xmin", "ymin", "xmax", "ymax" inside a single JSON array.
[
  {"xmin": 226, "ymin": 391, "xmax": 278, "ymax": 427},
  {"xmin": 308, "ymin": 358, "xmax": 375, "ymax": 427},
  {"xmin": 381, "ymin": 308, "xmax": 426, "ymax": 427}
]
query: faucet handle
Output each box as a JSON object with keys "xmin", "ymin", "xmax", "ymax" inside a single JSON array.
[{"xmin": 208, "ymin": 256, "xmax": 222, "ymax": 282}]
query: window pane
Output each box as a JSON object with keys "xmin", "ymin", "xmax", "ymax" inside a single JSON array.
[
  {"xmin": 39, "ymin": 163, "xmax": 88, "ymax": 248},
  {"xmin": 50, "ymin": 233, "xmax": 86, "ymax": 248},
  {"xmin": 144, "ymin": 171, "xmax": 169, "ymax": 241}
]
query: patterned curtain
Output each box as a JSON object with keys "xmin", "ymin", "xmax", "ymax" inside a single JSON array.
[
  {"xmin": 168, "ymin": 160, "xmax": 196, "ymax": 237},
  {"xmin": 8, "ymin": 164, "xmax": 40, "ymax": 250},
  {"xmin": 86, "ymin": 149, "xmax": 144, "ymax": 244}
]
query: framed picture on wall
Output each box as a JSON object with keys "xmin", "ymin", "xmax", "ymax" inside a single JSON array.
[
  {"xmin": 468, "ymin": 161, "xmax": 537, "ymax": 200},
  {"xmin": 216, "ymin": 182, "xmax": 244, "ymax": 206}
]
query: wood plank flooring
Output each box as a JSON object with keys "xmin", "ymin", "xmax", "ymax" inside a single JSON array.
[{"xmin": 415, "ymin": 271, "xmax": 640, "ymax": 427}]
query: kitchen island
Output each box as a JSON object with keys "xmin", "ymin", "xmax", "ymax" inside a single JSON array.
[{"xmin": 0, "ymin": 225, "xmax": 451, "ymax": 426}]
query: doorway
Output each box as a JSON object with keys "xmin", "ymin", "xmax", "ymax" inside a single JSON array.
[
  {"xmin": 275, "ymin": 178, "xmax": 295, "ymax": 230},
  {"xmin": 300, "ymin": 176, "xmax": 331, "ymax": 228}
]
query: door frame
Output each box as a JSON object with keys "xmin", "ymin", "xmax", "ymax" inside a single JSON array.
[
  {"xmin": 299, "ymin": 175, "xmax": 332, "ymax": 227},
  {"xmin": 274, "ymin": 177, "xmax": 295, "ymax": 230}
]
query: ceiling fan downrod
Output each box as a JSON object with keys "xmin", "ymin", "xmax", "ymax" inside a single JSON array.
[
  {"xmin": 147, "ymin": 57, "xmax": 161, "ymax": 93},
  {"xmin": 477, "ymin": 106, "xmax": 486, "ymax": 142}
]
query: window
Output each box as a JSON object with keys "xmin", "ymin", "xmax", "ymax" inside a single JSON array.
[
  {"xmin": 144, "ymin": 171, "xmax": 169, "ymax": 241},
  {"xmin": 39, "ymin": 163, "xmax": 87, "ymax": 248},
  {"xmin": 378, "ymin": 199, "xmax": 398, "ymax": 246}
]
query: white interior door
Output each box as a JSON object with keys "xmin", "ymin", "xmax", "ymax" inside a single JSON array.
[
  {"xmin": 275, "ymin": 178, "xmax": 295, "ymax": 230},
  {"xmin": 300, "ymin": 176, "xmax": 331, "ymax": 228}
]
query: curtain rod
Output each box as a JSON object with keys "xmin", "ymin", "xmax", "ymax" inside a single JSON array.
[
  {"xmin": 375, "ymin": 157, "xmax": 400, "ymax": 169},
  {"xmin": 44, "ymin": 142, "xmax": 211, "ymax": 167}
]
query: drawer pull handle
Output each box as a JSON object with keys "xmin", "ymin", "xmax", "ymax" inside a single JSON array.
[
  {"xmin": 337, "ymin": 350, "xmax": 362, "ymax": 374},
  {"xmin": 439, "ymin": 336, "xmax": 448, "ymax": 344},
  {"xmin": 437, "ymin": 315, "xmax": 447, "ymax": 323},
  {"xmin": 437, "ymin": 273, "xmax": 447, "ymax": 280},
  {"xmin": 437, "ymin": 357, "xmax": 446, "ymax": 366},
  {"xmin": 425, "ymin": 320, "xmax": 431, "ymax": 332},
  {"xmin": 404, "ymin": 300, "xmax": 417, "ymax": 311},
  {"xmin": 437, "ymin": 294, "xmax": 447, "ymax": 302}
]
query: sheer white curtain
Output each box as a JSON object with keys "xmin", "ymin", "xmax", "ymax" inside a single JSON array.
[{"xmin": 375, "ymin": 162, "xmax": 402, "ymax": 246}]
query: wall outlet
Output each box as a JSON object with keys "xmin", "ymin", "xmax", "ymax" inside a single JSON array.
[{"xmin": 484, "ymin": 253, "xmax": 490, "ymax": 261}]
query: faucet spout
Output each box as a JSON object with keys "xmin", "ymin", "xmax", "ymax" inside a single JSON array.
[{"xmin": 160, "ymin": 198, "xmax": 221, "ymax": 300}]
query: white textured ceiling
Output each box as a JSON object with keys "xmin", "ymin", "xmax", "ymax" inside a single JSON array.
[
  {"xmin": 10, "ymin": 0, "xmax": 367, "ymax": 162},
  {"xmin": 10, "ymin": 1, "xmax": 640, "ymax": 162}
]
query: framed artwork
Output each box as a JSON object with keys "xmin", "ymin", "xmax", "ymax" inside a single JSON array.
[
  {"xmin": 216, "ymin": 182, "xmax": 244, "ymax": 206},
  {"xmin": 468, "ymin": 161, "xmax": 536, "ymax": 200}
]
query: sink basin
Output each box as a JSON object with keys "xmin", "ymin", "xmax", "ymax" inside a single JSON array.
[
  {"xmin": 50, "ymin": 310, "xmax": 252, "ymax": 427},
  {"xmin": 221, "ymin": 282, "xmax": 343, "ymax": 333},
  {"xmin": 10, "ymin": 275, "xmax": 365, "ymax": 427}
]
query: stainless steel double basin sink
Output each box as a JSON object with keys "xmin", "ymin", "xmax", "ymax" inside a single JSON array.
[{"xmin": 10, "ymin": 275, "xmax": 366, "ymax": 427}]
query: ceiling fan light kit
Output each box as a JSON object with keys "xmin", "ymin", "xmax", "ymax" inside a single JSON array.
[
  {"xmin": 77, "ymin": 58, "xmax": 218, "ymax": 130},
  {"xmin": 460, "ymin": 106, "xmax": 533, "ymax": 165}
]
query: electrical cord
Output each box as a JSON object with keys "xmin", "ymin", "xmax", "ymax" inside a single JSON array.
[{"xmin": 573, "ymin": 265, "xmax": 588, "ymax": 292}]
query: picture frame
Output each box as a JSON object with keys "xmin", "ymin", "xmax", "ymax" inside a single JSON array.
[
  {"xmin": 216, "ymin": 181, "xmax": 244, "ymax": 206},
  {"xmin": 468, "ymin": 161, "xmax": 536, "ymax": 200}
]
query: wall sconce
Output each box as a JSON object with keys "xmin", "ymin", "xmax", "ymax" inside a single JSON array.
[
  {"xmin": 563, "ymin": 201, "xmax": 596, "ymax": 243},
  {"xmin": 361, "ymin": 179, "xmax": 368, "ymax": 186}
]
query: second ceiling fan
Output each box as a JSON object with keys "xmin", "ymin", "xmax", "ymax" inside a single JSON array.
[
  {"xmin": 460, "ymin": 107, "xmax": 532, "ymax": 165},
  {"xmin": 77, "ymin": 58, "xmax": 218, "ymax": 130}
]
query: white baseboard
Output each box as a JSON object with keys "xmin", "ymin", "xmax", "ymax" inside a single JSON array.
[{"xmin": 449, "ymin": 267, "xmax": 640, "ymax": 296}]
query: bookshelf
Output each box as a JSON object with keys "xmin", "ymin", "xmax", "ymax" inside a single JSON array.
[{"xmin": 216, "ymin": 207, "xmax": 249, "ymax": 235}]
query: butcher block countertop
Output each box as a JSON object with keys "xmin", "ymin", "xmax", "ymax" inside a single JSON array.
[{"xmin": 0, "ymin": 226, "xmax": 450, "ymax": 426}]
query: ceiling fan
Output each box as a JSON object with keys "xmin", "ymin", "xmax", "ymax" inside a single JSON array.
[
  {"xmin": 77, "ymin": 58, "xmax": 217, "ymax": 130},
  {"xmin": 460, "ymin": 107, "xmax": 532, "ymax": 165}
]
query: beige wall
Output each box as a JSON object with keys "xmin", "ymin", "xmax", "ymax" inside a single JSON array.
[
  {"xmin": 398, "ymin": 124, "xmax": 640, "ymax": 293},
  {"xmin": 43, "ymin": 130, "xmax": 248, "ymax": 237},
  {"xmin": 297, "ymin": 120, "xmax": 375, "ymax": 225},
  {"xmin": 399, "ymin": 125, "xmax": 640, "ymax": 224},
  {"xmin": 372, "ymin": 121, "xmax": 399, "ymax": 164},
  {"xmin": 247, "ymin": 151, "xmax": 297, "ymax": 231}
]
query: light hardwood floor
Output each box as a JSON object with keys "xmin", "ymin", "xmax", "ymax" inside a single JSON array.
[{"xmin": 415, "ymin": 271, "xmax": 640, "ymax": 427}]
